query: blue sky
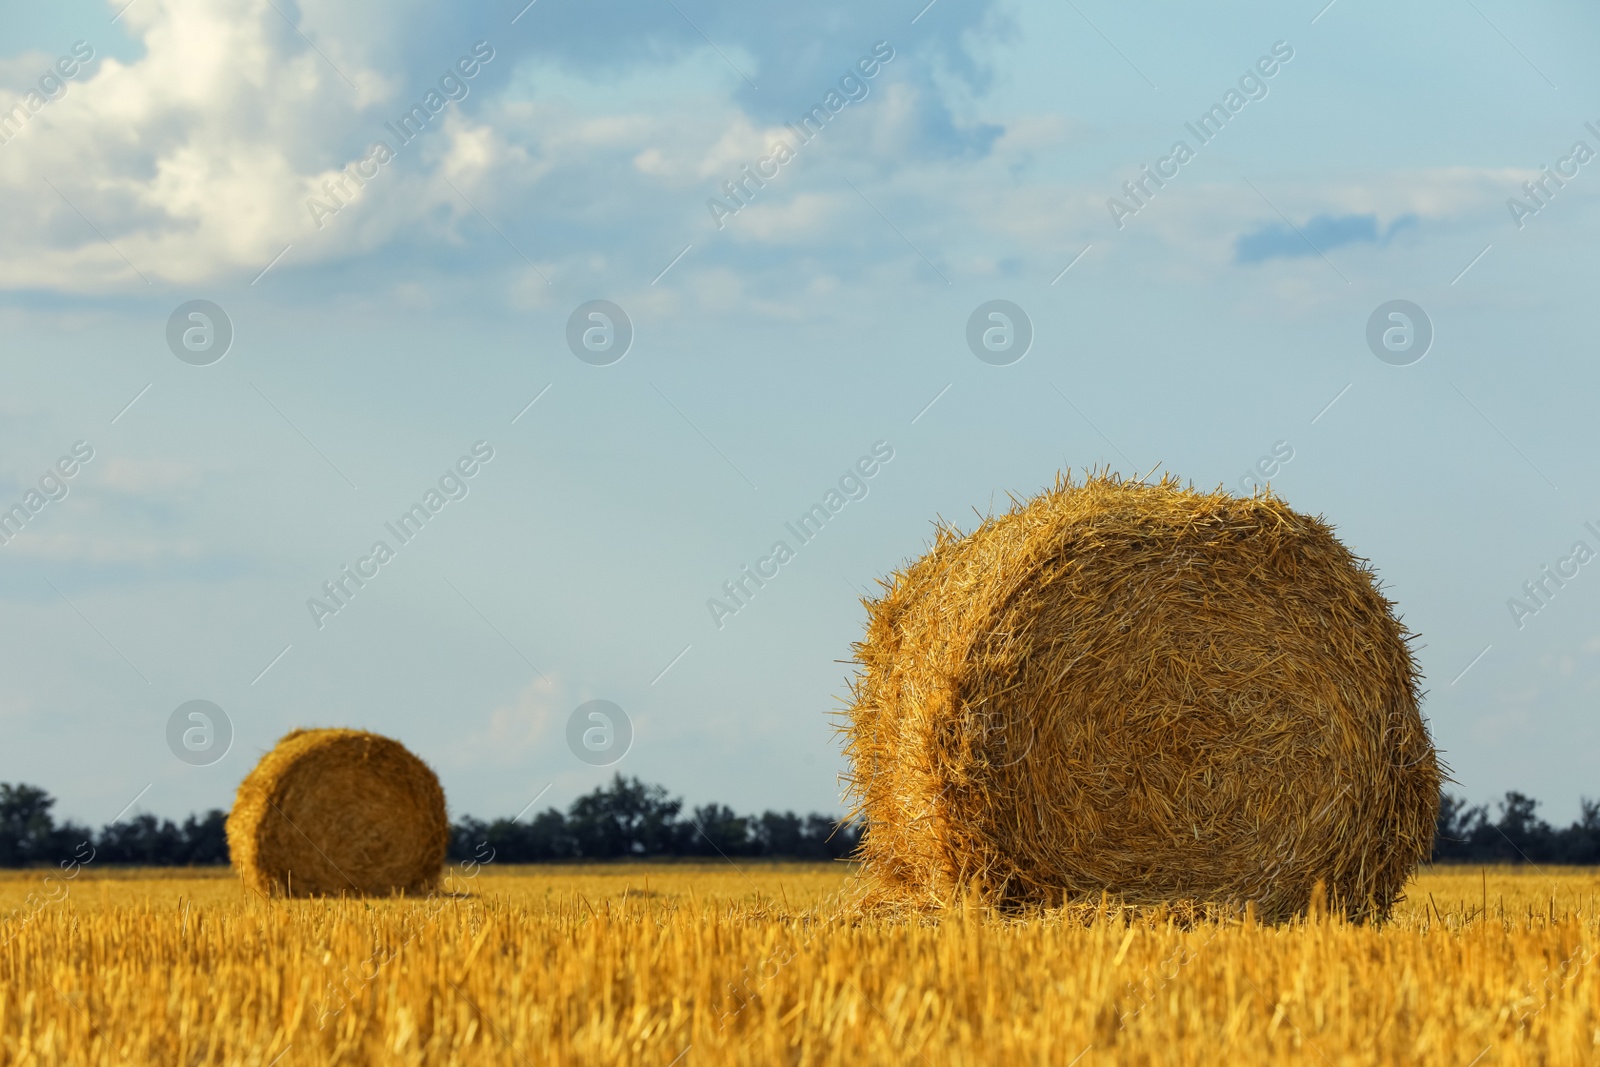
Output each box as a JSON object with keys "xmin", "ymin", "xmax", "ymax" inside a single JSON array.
[{"xmin": 1, "ymin": 0, "xmax": 1597, "ymax": 828}]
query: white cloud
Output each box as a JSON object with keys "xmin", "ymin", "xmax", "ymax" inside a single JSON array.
[
  {"xmin": 0, "ymin": 1, "xmax": 1017, "ymax": 299},
  {"xmin": 93, "ymin": 457, "xmax": 204, "ymax": 494},
  {"xmin": 0, "ymin": 0, "xmax": 483, "ymax": 290},
  {"xmin": 732, "ymin": 191, "xmax": 845, "ymax": 242},
  {"xmin": 0, "ymin": 0, "xmax": 1536, "ymax": 308},
  {"xmin": 445, "ymin": 675, "xmax": 562, "ymax": 768}
]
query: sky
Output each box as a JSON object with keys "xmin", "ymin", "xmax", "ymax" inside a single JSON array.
[{"xmin": 1, "ymin": 0, "xmax": 1597, "ymax": 829}]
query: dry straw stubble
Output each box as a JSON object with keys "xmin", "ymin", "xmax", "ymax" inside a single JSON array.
[
  {"xmin": 842, "ymin": 471, "xmax": 1441, "ymax": 921},
  {"xmin": 226, "ymin": 727, "xmax": 449, "ymax": 897}
]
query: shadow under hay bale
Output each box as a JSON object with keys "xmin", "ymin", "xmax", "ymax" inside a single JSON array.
[
  {"xmin": 226, "ymin": 728, "xmax": 448, "ymax": 898},
  {"xmin": 841, "ymin": 471, "xmax": 1440, "ymax": 923}
]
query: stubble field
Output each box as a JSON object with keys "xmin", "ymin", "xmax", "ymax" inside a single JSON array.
[{"xmin": 1, "ymin": 862, "xmax": 1597, "ymax": 1065}]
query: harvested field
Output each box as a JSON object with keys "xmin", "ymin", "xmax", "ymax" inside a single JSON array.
[{"xmin": 1, "ymin": 863, "xmax": 1596, "ymax": 1065}]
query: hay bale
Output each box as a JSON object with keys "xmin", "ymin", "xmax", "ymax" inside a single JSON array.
[
  {"xmin": 842, "ymin": 472, "xmax": 1439, "ymax": 921},
  {"xmin": 226, "ymin": 728, "xmax": 448, "ymax": 898}
]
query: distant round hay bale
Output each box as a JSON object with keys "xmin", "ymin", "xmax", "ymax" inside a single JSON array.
[
  {"xmin": 226, "ymin": 728, "xmax": 448, "ymax": 898},
  {"xmin": 842, "ymin": 473, "xmax": 1439, "ymax": 922}
]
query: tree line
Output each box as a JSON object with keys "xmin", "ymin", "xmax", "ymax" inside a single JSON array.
[
  {"xmin": 1432, "ymin": 792, "xmax": 1600, "ymax": 864},
  {"xmin": 0, "ymin": 776, "xmax": 861, "ymax": 868},
  {"xmin": 2, "ymin": 779, "xmax": 1595, "ymax": 868}
]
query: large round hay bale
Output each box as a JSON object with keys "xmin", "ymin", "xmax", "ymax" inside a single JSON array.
[
  {"xmin": 842, "ymin": 473, "xmax": 1439, "ymax": 921},
  {"xmin": 226, "ymin": 728, "xmax": 448, "ymax": 898}
]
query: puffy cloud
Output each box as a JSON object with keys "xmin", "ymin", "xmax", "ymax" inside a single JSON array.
[
  {"xmin": 444, "ymin": 675, "xmax": 562, "ymax": 768},
  {"xmin": 1, "ymin": 0, "xmax": 374, "ymax": 288},
  {"xmin": 92, "ymin": 457, "xmax": 204, "ymax": 495},
  {"xmin": 0, "ymin": 0, "xmax": 540, "ymax": 290},
  {"xmin": 0, "ymin": 0, "xmax": 1011, "ymax": 295}
]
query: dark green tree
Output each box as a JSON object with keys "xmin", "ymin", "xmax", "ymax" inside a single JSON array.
[
  {"xmin": 687, "ymin": 804, "xmax": 751, "ymax": 857},
  {"xmin": 0, "ymin": 784, "xmax": 57, "ymax": 866},
  {"xmin": 567, "ymin": 776, "xmax": 682, "ymax": 858}
]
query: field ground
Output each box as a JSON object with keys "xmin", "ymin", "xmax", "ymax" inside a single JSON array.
[{"xmin": 2, "ymin": 861, "xmax": 1598, "ymax": 1065}]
